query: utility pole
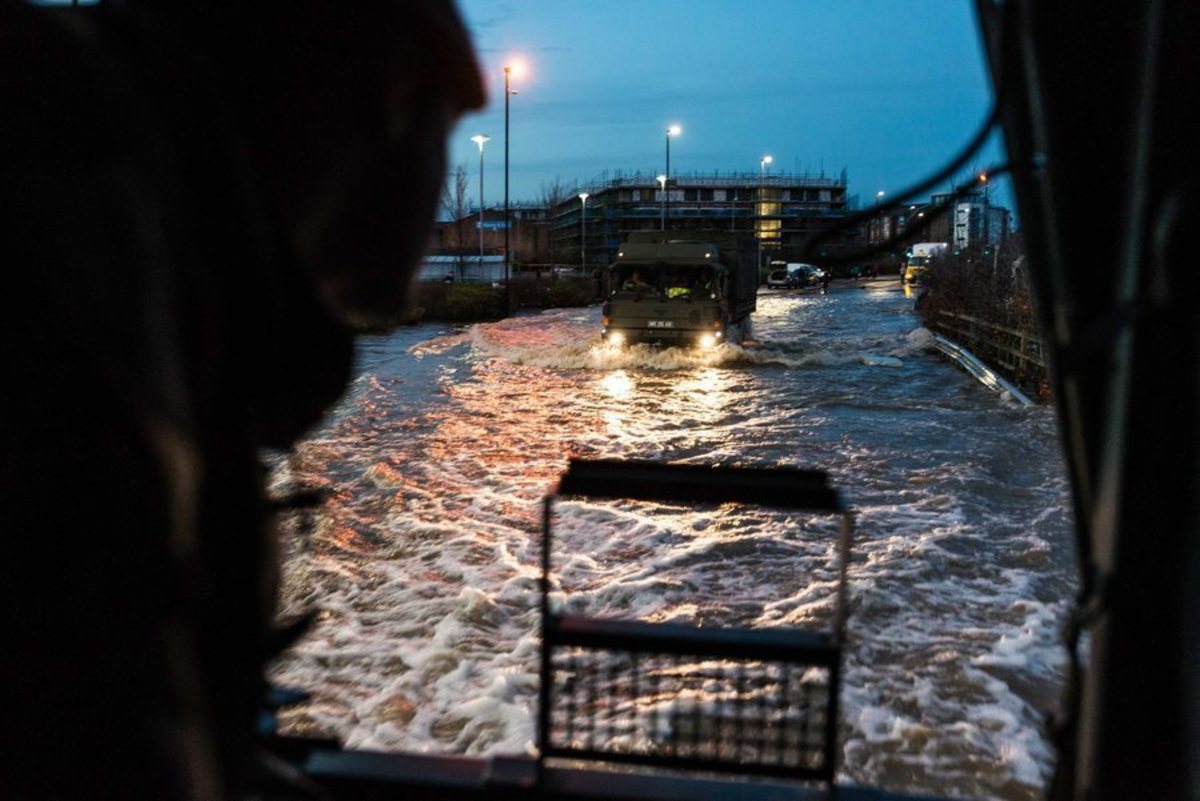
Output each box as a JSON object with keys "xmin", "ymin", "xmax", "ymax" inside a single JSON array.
[
  {"xmin": 471, "ymin": 135, "xmax": 490, "ymax": 274},
  {"xmin": 759, "ymin": 155, "xmax": 773, "ymax": 281},
  {"xmin": 504, "ymin": 66, "xmax": 512, "ymax": 315},
  {"xmin": 663, "ymin": 125, "xmax": 681, "ymax": 231},
  {"xmin": 578, "ymin": 193, "xmax": 589, "ymax": 267}
]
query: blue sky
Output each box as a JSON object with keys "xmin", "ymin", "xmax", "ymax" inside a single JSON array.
[{"xmin": 449, "ymin": 0, "xmax": 1009, "ymax": 210}]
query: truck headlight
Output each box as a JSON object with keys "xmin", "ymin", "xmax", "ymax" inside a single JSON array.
[
  {"xmin": 698, "ymin": 333, "xmax": 716, "ymax": 348},
  {"xmin": 607, "ymin": 331, "xmax": 626, "ymax": 346}
]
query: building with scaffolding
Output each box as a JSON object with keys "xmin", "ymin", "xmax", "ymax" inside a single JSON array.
[{"xmin": 547, "ymin": 170, "xmax": 858, "ymax": 272}]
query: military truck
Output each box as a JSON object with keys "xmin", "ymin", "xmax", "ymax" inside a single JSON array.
[{"xmin": 600, "ymin": 233, "xmax": 757, "ymax": 347}]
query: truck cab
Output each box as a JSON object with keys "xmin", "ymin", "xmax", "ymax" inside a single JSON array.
[
  {"xmin": 904, "ymin": 242, "xmax": 948, "ymax": 284},
  {"xmin": 601, "ymin": 237, "xmax": 755, "ymax": 347}
]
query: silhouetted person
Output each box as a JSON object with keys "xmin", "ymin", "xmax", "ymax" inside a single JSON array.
[
  {"xmin": 623, "ymin": 271, "xmax": 656, "ymax": 298},
  {"xmin": 1, "ymin": 2, "xmax": 483, "ymax": 799}
]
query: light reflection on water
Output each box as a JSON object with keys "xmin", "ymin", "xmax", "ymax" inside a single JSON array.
[{"xmin": 271, "ymin": 286, "xmax": 1075, "ymax": 801}]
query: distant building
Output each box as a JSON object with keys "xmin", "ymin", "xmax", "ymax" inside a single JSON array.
[
  {"xmin": 931, "ymin": 190, "xmax": 1011, "ymax": 251},
  {"xmin": 547, "ymin": 169, "xmax": 858, "ymax": 270},
  {"xmin": 432, "ymin": 205, "xmax": 552, "ymax": 275},
  {"xmin": 420, "ymin": 254, "xmax": 505, "ymax": 283},
  {"xmin": 868, "ymin": 191, "xmax": 1012, "ymax": 253}
]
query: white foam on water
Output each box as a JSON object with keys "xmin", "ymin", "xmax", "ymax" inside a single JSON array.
[
  {"xmin": 897, "ymin": 326, "xmax": 938, "ymax": 355},
  {"xmin": 271, "ymin": 291, "xmax": 1076, "ymax": 801},
  {"xmin": 451, "ymin": 308, "xmax": 917, "ymax": 373},
  {"xmin": 860, "ymin": 355, "xmax": 904, "ymax": 368}
]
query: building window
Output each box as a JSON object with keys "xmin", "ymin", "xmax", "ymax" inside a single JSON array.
[
  {"xmin": 684, "ymin": 189, "xmax": 698, "ymax": 201},
  {"xmin": 700, "ymin": 189, "xmax": 714, "ymax": 201}
]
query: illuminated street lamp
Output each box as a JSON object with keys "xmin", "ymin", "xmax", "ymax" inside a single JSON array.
[
  {"xmin": 470, "ymin": 134, "xmax": 490, "ymax": 269},
  {"xmin": 663, "ymin": 124, "xmax": 681, "ymax": 229},
  {"xmin": 578, "ymin": 193, "xmax": 589, "ymax": 267},
  {"xmin": 504, "ymin": 61, "xmax": 525, "ymax": 315},
  {"xmin": 758, "ymin": 155, "xmax": 773, "ymax": 278},
  {"xmin": 871, "ymin": 191, "xmax": 887, "ymax": 250},
  {"xmin": 979, "ymin": 173, "xmax": 991, "ymax": 251}
]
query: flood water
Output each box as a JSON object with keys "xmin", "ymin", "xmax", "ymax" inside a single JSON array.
[{"xmin": 270, "ymin": 281, "xmax": 1076, "ymax": 801}]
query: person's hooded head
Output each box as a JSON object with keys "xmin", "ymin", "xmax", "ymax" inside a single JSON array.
[{"xmin": 125, "ymin": 1, "xmax": 487, "ymax": 328}]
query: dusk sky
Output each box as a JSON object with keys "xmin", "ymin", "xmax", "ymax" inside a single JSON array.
[{"xmin": 448, "ymin": 0, "xmax": 1010, "ymax": 212}]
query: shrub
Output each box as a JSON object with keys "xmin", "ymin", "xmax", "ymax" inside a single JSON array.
[
  {"xmin": 919, "ymin": 247, "xmax": 1036, "ymax": 333},
  {"xmin": 918, "ymin": 243, "xmax": 1050, "ymax": 401},
  {"xmin": 408, "ymin": 282, "xmax": 503, "ymax": 322},
  {"xmin": 401, "ymin": 274, "xmax": 597, "ymax": 324},
  {"xmin": 543, "ymin": 277, "xmax": 596, "ymax": 308},
  {"xmin": 511, "ymin": 273, "xmax": 598, "ymax": 309},
  {"xmin": 438, "ymin": 283, "xmax": 504, "ymax": 320}
]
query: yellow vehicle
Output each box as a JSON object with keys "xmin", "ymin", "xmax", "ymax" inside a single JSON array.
[{"xmin": 903, "ymin": 242, "xmax": 948, "ymax": 283}]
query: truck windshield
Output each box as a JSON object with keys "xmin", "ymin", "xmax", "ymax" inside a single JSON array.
[
  {"xmin": 662, "ymin": 266, "xmax": 716, "ymax": 300},
  {"xmin": 611, "ymin": 265, "xmax": 717, "ymax": 301},
  {"xmin": 612, "ymin": 266, "xmax": 660, "ymax": 299}
]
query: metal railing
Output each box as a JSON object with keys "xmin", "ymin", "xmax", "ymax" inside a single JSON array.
[
  {"xmin": 538, "ymin": 459, "xmax": 853, "ymax": 784},
  {"xmin": 577, "ymin": 170, "xmax": 847, "ymax": 194},
  {"xmin": 932, "ymin": 311, "xmax": 1046, "ymax": 387}
]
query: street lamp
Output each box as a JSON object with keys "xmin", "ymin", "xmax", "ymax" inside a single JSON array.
[
  {"xmin": 979, "ymin": 172, "xmax": 991, "ymax": 251},
  {"xmin": 758, "ymin": 155, "xmax": 773, "ymax": 279},
  {"xmin": 471, "ymin": 134, "xmax": 490, "ymax": 272},
  {"xmin": 504, "ymin": 61, "xmax": 525, "ymax": 315},
  {"xmin": 663, "ymin": 124, "xmax": 681, "ymax": 230},
  {"xmin": 578, "ymin": 193, "xmax": 589, "ymax": 267},
  {"xmin": 657, "ymin": 175, "xmax": 668, "ymax": 230},
  {"xmin": 872, "ymin": 191, "xmax": 889, "ymax": 246}
]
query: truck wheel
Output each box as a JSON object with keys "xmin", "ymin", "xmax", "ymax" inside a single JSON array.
[{"xmin": 732, "ymin": 318, "xmax": 751, "ymax": 346}]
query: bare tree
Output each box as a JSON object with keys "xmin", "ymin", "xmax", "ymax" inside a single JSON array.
[
  {"xmin": 537, "ymin": 176, "xmax": 575, "ymax": 265},
  {"xmin": 538, "ymin": 175, "xmax": 571, "ymax": 209},
  {"xmin": 441, "ymin": 164, "xmax": 471, "ymax": 279}
]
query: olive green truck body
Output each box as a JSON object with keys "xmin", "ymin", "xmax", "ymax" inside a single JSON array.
[{"xmin": 600, "ymin": 234, "xmax": 757, "ymax": 346}]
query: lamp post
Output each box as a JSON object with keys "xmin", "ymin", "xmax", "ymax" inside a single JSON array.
[
  {"xmin": 656, "ymin": 175, "xmax": 667, "ymax": 231},
  {"xmin": 504, "ymin": 66, "xmax": 513, "ymax": 314},
  {"xmin": 758, "ymin": 155, "xmax": 773, "ymax": 279},
  {"xmin": 663, "ymin": 124, "xmax": 681, "ymax": 230},
  {"xmin": 979, "ymin": 172, "xmax": 990, "ymax": 253},
  {"xmin": 578, "ymin": 193, "xmax": 589, "ymax": 267},
  {"xmin": 471, "ymin": 134, "xmax": 490, "ymax": 274},
  {"xmin": 874, "ymin": 190, "xmax": 887, "ymax": 246}
]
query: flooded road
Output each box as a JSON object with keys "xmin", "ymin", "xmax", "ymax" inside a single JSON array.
[{"xmin": 271, "ymin": 281, "xmax": 1076, "ymax": 801}]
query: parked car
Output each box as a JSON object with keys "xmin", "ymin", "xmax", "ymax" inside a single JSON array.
[
  {"xmin": 767, "ymin": 264, "xmax": 827, "ymax": 289},
  {"xmin": 802, "ymin": 265, "xmax": 826, "ymax": 285},
  {"xmin": 766, "ymin": 269, "xmax": 796, "ymax": 289}
]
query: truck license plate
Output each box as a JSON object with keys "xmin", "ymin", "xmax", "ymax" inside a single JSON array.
[{"xmin": 647, "ymin": 320, "xmax": 674, "ymax": 328}]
